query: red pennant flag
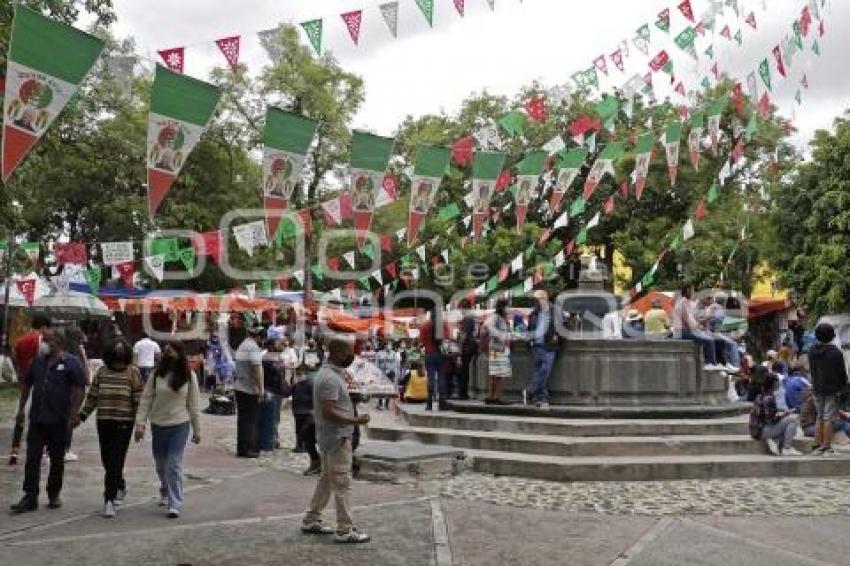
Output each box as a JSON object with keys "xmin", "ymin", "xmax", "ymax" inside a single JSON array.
[
  {"xmin": 15, "ymin": 279, "xmax": 36, "ymax": 306},
  {"xmin": 720, "ymin": 26, "xmax": 731, "ymax": 40},
  {"xmin": 732, "ymin": 83, "xmax": 745, "ymax": 116},
  {"xmin": 215, "ymin": 36, "xmax": 241, "ymax": 72},
  {"xmin": 678, "ymin": 105, "xmax": 689, "ymax": 121},
  {"xmin": 115, "ymin": 262, "xmax": 136, "ymax": 287},
  {"xmin": 800, "ymin": 7, "xmax": 812, "ymax": 36},
  {"xmin": 604, "ymin": 195, "xmax": 615, "ymax": 216},
  {"xmin": 339, "ymin": 191, "xmax": 353, "ymax": 221},
  {"xmin": 593, "ymin": 55, "xmax": 608, "ymax": 76},
  {"xmin": 565, "ymin": 238, "xmax": 575, "ymax": 256},
  {"xmin": 55, "ymin": 242, "xmax": 87, "ymax": 265},
  {"xmin": 745, "ymin": 11, "xmax": 757, "ymax": 29},
  {"xmin": 758, "ymin": 92, "xmax": 772, "ymax": 116},
  {"xmin": 157, "ymin": 47, "xmax": 185, "ymax": 73},
  {"xmin": 674, "ymin": 82, "xmax": 686, "ymax": 97},
  {"xmin": 382, "ymin": 172, "xmax": 398, "ymax": 199},
  {"xmin": 194, "ymin": 230, "xmax": 223, "ymax": 265},
  {"xmin": 731, "ymin": 138, "xmax": 745, "ymax": 162},
  {"xmin": 695, "ymin": 21, "xmax": 705, "ymax": 36},
  {"xmin": 380, "ymin": 233, "xmax": 392, "ymax": 253},
  {"xmin": 620, "ymin": 180, "xmax": 629, "ymax": 199},
  {"xmin": 495, "ymin": 169, "xmax": 512, "ymax": 192},
  {"xmin": 772, "ymin": 46, "xmax": 787, "ymax": 78},
  {"xmin": 538, "ymin": 228, "xmax": 552, "ymax": 245},
  {"xmin": 649, "ymin": 50, "xmax": 671, "ymax": 72},
  {"xmin": 524, "ymin": 97, "xmax": 548, "ymax": 123},
  {"xmin": 451, "ymin": 136, "xmax": 474, "ymax": 167},
  {"xmin": 694, "ymin": 200, "xmax": 707, "ymax": 221},
  {"xmin": 677, "ymin": 0, "xmax": 694, "ymax": 22},
  {"xmin": 386, "ymin": 262, "xmax": 398, "ymax": 280},
  {"xmin": 341, "ymin": 10, "xmax": 363, "ymax": 45},
  {"xmin": 328, "ymin": 258, "xmax": 341, "ymax": 272},
  {"xmin": 453, "ymin": 0, "xmax": 465, "ymax": 17},
  {"xmin": 569, "ymin": 115, "xmax": 601, "ymax": 138},
  {"xmin": 610, "ymin": 49, "xmax": 625, "ymax": 72},
  {"xmin": 711, "ymin": 62, "xmax": 720, "ymax": 80},
  {"xmin": 498, "ymin": 265, "xmax": 510, "ymax": 283}
]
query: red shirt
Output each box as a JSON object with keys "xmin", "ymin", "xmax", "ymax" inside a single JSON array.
[
  {"xmin": 14, "ymin": 330, "xmax": 42, "ymax": 384},
  {"xmin": 420, "ymin": 321, "xmax": 450, "ymax": 354}
]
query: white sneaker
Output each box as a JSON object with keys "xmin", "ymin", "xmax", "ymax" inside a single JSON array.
[
  {"xmin": 334, "ymin": 528, "xmax": 371, "ymax": 544},
  {"xmin": 64, "ymin": 451, "xmax": 79, "ymax": 463},
  {"xmin": 114, "ymin": 489, "xmax": 126, "ymax": 506},
  {"xmin": 103, "ymin": 501, "xmax": 116, "ymax": 518},
  {"xmin": 167, "ymin": 508, "xmax": 180, "ymax": 519},
  {"xmin": 158, "ymin": 496, "xmax": 168, "ymax": 508},
  {"xmin": 782, "ymin": 447, "xmax": 803, "ymax": 457},
  {"xmin": 704, "ymin": 364, "xmax": 721, "ymax": 371},
  {"xmin": 725, "ymin": 364, "xmax": 740, "ymax": 373},
  {"xmin": 765, "ymin": 438, "xmax": 780, "ymax": 455}
]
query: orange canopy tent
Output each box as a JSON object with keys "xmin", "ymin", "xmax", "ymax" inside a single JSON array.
[
  {"xmin": 102, "ymin": 293, "xmax": 278, "ymax": 315},
  {"xmin": 629, "ymin": 291, "xmax": 674, "ymax": 315}
]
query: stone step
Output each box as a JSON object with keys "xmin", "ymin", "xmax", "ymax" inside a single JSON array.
[
  {"xmin": 468, "ymin": 451, "xmax": 850, "ymax": 482},
  {"xmin": 401, "ymin": 407, "xmax": 750, "ymax": 437},
  {"xmin": 367, "ymin": 424, "xmax": 802, "ymax": 458},
  {"xmin": 446, "ymin": 400, "xmax": 750, "ymax": 420}
]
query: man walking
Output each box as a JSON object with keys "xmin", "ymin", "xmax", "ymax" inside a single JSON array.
[
  {"xmin": 302, "ymin": 337, "xmax": 371, "ymax": 543},
  {"xmin": 233, "ymin": 325, "xmax": 265, "ymax": 458},
  {"xmin": 11, "ymin": 328, "xmax": 87, "ymax": 513},
  {"xmin": 528, "ymin": 291, "xmax": 559, "ymax": 408},
  {"xmin": 9, "ymin": 315, "xmax": 50, "ymax": 465},
  {"xmin": 133, "ymin": 332, "xmax": 161, "ymax": 384},
  {"xmin": 809, "ymin": 323, "xmax": 849, "ymax": 455}
]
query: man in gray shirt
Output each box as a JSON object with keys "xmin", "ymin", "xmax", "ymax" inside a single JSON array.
[
  {"xmin": 233, "ymin": 326, "xmax": 264, "ymax": 458},
  {"xmin": 302, "ymin": 337, "xmax": 370, "ymax": 544}
]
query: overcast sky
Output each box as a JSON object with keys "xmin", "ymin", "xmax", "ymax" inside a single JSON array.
[{"xmin": 110, "ymin": 0, "xmax": 848, "ymax": 148}]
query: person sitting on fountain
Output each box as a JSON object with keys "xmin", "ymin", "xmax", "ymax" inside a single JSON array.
[
  {"xmin": 672, "ymin": 284, "xmax": 721, "ymax": 371},
  {"xmin": 749, "ymin": 367, "xmax": 802, "ymax": 457}
]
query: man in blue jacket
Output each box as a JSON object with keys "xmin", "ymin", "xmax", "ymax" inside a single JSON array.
[{"xmin": 527, "ymin": 291, "xmax": 560, "ymax": 409}]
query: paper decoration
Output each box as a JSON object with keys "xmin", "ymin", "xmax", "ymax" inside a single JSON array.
[
  {"xmin": 674, "ymin": 27, "xmax": 698, "ymax": 60},
  {"xmin": 678, "ymin": 0, "xmax": 694, "ymax": 22},
  {"xmin": 570, "ymin": 198, "xmax": 586, "ymax": 218},
  {"xmin": 772, "ymin": 46, "xmax": 786, "ymax": 78},
  {"xmin": 633, "ymin": 132, "xmax": 654, "ymax": 200},
  {"xmin": 633, "ymin": 24, "xmax": 651, "ymax": 55},
  {"xmin": 194, "ymin": 230, "xmax": 222, "ymax": 265},
  {"xmin": 610, "ymin": 49, "xmax": 625, "ymax": 73},
  {"xmin": 470, "ymin": 151, "xmax": 506, "ymax": 238},
  {"xmin": 542, "ymin": 135, "xmax": 565, "ymax": 155},
  {"xmin": 144, "ymin": 255, "xmax": 165, "ymax": 282},
  {"xmin": 655, "ymin": 8, "xmax": 671, "ymax": 33},
  {"xmin": 746, "ymin": 11, "xmax": 757, "ymax": 29},
  {"xmin": 300, "ymin": 19, "xmax": 323, "ymax": 54},
  {"xmin": 663, "ymin": 122, "xmax": 682, "ymax": 186},
  {"xmin": 321, "ymin": 197, "xmax": 342, "ymax": 225},
  {"xmin": 408, "ymin": 145, "xmax": 450, "ymax": 244},
  {"xmin": 233, "ymin": 220, "xmax": 268, "ymax": 256},
  {"xmin": 583, "ymin": 142, "xmax": 624, "ymax": 200},
  {"xmin": 683, "ymin": 219, "xmax": 695, "ymax": 241},
  {"xmin": 706, "ymin": 98, "xmax": 725, "ymax": 155},
  {"xmin": 593, "ymin": 55, "xmax": 608, "ymax": 77},
  {"xmin": 178, "ymin": 247, "xmax": 195, "ymax": 271},
  {"xmin": 2, "ymin": 6, "xmax": 104, "ymax": 182},
  {"xmin": 115, "ymin": 261, "xmax": 136, "ymax": 287},
  {"xmin": 604, "ymin": 196, "xmax": 615, "ymax": 215},
  {"xmin": 451, "ymin": 136, "xmax": 474, "ymax": 166},
  {"xmin": 101, "ymin": 241, "xmax": 134, "ymax": 266},
  {"xmin": 649, "ymin": 50, "xmax": 670, "ymax": 72},
  {"xmin": 350, "ymin": 131, "xmax": 395, "ymax": 246},
  {"xmin": 694, "ymin": 200, "xmax": 707, "ymax": 221},
  {"xmin": 472, "ymin": 123, "xmax": 502, "ymax": 150},
  {"xmin": 707, "ymin": 183, "xmax": 720, "ymax": 204},
  {"xmin": 379, "ymin": 2, "xmax": 400, "ymax": 37},
  {"xmin": 758, "ymin": 58, "xmax": 772, "ymax": 91},
  {"xmin": 415, "ymin": 245, "xmax": 426, "ymax": 262},
  {"xmin": 514, "ymin": 150, "xmax": 546, "ymax": 231},
  {"xmin": 341, "ymin": 11, "xmax": 363, "ymax": 45},
  {"xmin": 620, "ymin": 180, "xmax": 629, "ymax": 200},
  {"xmin": 454, "ymin": 0, "xmax": 465, "ymax": 17},
  {"xmin": 550, "ymin": 148, "xmax": 587, "ymax": 211},
  {"xmin": 293, "ymin": 270, "xmax": 304, "ymax": 287},
  {"xmin": 157, "ymin": 47, "xmax": 184, "ymax": 73},
  {"xmin": 688, "ymin": 112, "xmax": 704, "ymax": 172},
  {"xmin": 498, "ymin": 111, "xmax": 526, "ymax": 136},
  {"xmin": 415, "ymin": 0, "xmax": 435, "ymax": 26},
  {"xmin": 524, "ymin": 97, "xmax": 548, "ymax": 123},
  {"xmin": 146, "ymin": 65, "xmax": 222, "ymax": 215},
  {"xmin": 85, "ymin": 267, "xmax": 102, "ymax": 293},
  {"xmin": 55, "ymin": 242, "xmax": 87, "ymax": 265},
  {"xmin": 257, "ymin": 26, "xmax": 285, "ymax": 63},
  {"xmin": 15, "ymin": 279, "xmax": 36, "ymax": 305},
  {"xmin": 215, "ymin": 36, "xmax": 240, "ymax": 72},
  {"xmin": 510, "ymin": 254, "xmax": 523, "ymax": 274},
  {"xmin": 586, "ymin": 212, "xmax": 601, "ymax": 230}
]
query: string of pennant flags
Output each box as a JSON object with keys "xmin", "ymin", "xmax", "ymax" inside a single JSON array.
[{"xmin": 0, "ymin": 0, "xmax": 831, "ymax": 307}]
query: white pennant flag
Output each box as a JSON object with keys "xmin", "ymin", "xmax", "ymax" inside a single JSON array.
[
  {"xmin": 441, "ymin": 249, "xmax": 449, "ymax": 263},
  {"xmin": 372, "ymin": 269, "xmax": 383, "ymax": 286},
  {"xmin": 321, "ymin": 198, "xmax": 343, "ymax": 225},
  {"xmin": 233, "ymin": 220, "xmax": 268, "ymax": 257},
  {"xmin": 554, "ymin": 251, "xmax": 566, "ymax": 267},
  {"xmin": 473, "ymin": 124, "xmax": 503, "ymax": 150},
  {"xmin": 343, "ymin": 251, "xmax": 356, "ymax": 269},
  {"xmin": 462, "ymin": 215, "xmax": 471, "ymax": 228},
  {"xmin": 293, "ymin": 270, "xmax": 304, "ymax": 286},
  {"xmin": 553, "ymin": 211, "xmax": 569, "ymax": 229},
  {"xmin": 245, "ymin": 283, "xmax": 256, "ymax": 298},
  {"xmin": 144, "ymin": 255, "xmax": 165, "ymax": 282},
  {"xmin": 258, "ymin": 26, "xmax": 285, "ymax": 63},
  {"xmin": 463, "ymin": 192, "xmax": 476, "ymax": 209},
  {"xmin": 542, "ymin": 135, "xmax": 565, "ymax": 155},
  {"xmin": 511, "ymin": 254, "xmax": 523, "ymax": 274},
  {"xmin": 331, "ymin": 288, "xmax": 341, "ymax": 299},
  {"xmin": 411, "ymin": 268, "xmax": 420, "ymax": 281},
  {"xmin": 586, "ymin": 211, "xmax": 601, "ymax": 230},
  {"xmin": 379, "ymin": 2, "xmax": 399, "ymax": 37},
  {"xmin": 415, "ymin": 245, "xmax": 426, "ymax": 262},
  {"xmin": 395, "ymin": 227, "xmax": 406, "ymax": 241},
  {"xmin": 523, "ymin": 277, "xmax": 533, "ymax": 292},
  {"xmin": 719, "ymin": 160, "xmax": 732, "ymax": 185},
  {"xmin": 485, "ymin": 0, "xmax": 496, "ymax": 11},
  {"xmin": 101, "ymin": 241, "xmax": 135, "ymax": 266},
  {"xmin": 683, "ymin": 219, "xmax": 695, "ymax": 240},
  {"xmin": 548, "ymin": 83, "xmax": 573, "ymax": 106}
]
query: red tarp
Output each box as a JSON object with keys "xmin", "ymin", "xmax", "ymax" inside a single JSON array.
[
  {"xmin": 629, "ymin": 291, "xmax": 674, "ymax": 315},
  {"xmin": 747, "ymin": 297, "xmax": 791, "ymax": 319}
]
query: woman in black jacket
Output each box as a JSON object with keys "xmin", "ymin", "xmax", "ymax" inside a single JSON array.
[{"xmin": 808, "ymin": 323, "xmax": 849, "ymax": 455}]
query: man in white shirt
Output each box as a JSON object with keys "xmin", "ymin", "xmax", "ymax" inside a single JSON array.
[
  {"xmin": 672, "ymin": 285, "xmax": 720, "ymax": 370},
  {"xmin": 234, "ymin": 326, "xmax": 265, "ymax": 458},
  {"xmin": 133, "ymin": 334, "xmax": 161, "ymax": 384}
]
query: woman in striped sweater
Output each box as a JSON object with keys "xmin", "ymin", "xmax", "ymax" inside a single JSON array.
[{"xmin": 74, "ymin": 337, "xmax": 143, "ymax": 518}]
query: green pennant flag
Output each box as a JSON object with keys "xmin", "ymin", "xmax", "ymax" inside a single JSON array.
[
  {"xmin": 300, "ymin": 19, "xmax": 323, "ymax": 54},
  {"xmin": 570, "ymin": 198, "xmax": 586, "ymax": 218},
  {"xmin": 575, "ymin": 228, "xmax": 588, "ymax": 245},
  {"xmin": 359, "ymin": 277, "xmax": 371, "ymax": 291},
  {"xmin": 178, "ymin": 247, "xmax": 195, "ymax": 271},
  {"xmin": 438, "ymin": 203, "xmax": 461, "ymax": 221},
  {"xmin": 707, "ymin": 183, "xmax": 719, "ymax": 203},
  {"xmin": 524, "ymin": 245, "xmax": 535, "ymax": 259},
  {"xmin": 795, "ymin": 90, "xmax": 802, "ymax": 105},
  {"xmin": 414, "ymin": 0, "xmax": 434, "ymax": 27},
  {"xmin": 151, "ymin": 237, "xmax": 179, "ymax": 262},
  {"xmin": 20, "ymin": 241, "xmax": 40, "ymax": 264},
  {"xmin": 85, "ymin": 267, "xmax": 102, "ymax": 293},
  {"xmin": 635, "ymin": 132, "xmax": 655, "ymax": 155},
  {"xmin": 511, "ymin": 283, "xmax": 524, "ymax": 297},
  {"xmin": 147, "ymin": 65, "xmax": 222, "ymax": 215},
  {"xmin": 2, "ymin": 5, "xmax": 105, "ymax": 182},
  {"xmin": 498, "ymin": 110, "xmax": 526, "ymax": 136},
  {"xmin": 311, "ymin": 264, "xmax": 323, "ymax": 280},
  {"xmin": 517, "ymin": 150, "xmax": 547, "ymax": 176},
  {"xmin": 745, "ymin": 113, "xmax": 758, "ymax": 141},
  {"xmin": 670, "ymin": 235, "xmax": 682, "ymax": 251},
  {"xmin": 362, "ymin": 241, "xmax": 375, "ymax": 260},
  {"xmin": 258, "ymin": 280, "xmax": 272, "ymax": 293},
  {"xmin": 674, "ymin": 26, "xmax": 696, "ymax": 51},
  {"xmin": 734, "ymin": 30, "xmax": 743, "ymax": 46},
  {"xmin": 275, "ymin": 217, "xmax": 301, "ymax": 245},
  {"xmin": 812, "ymin": 40, "xmax": 820, "ymax": 56},
  {"xmin": 595, "ymin": 96, "xmax": 619, "ymax": 121},
  {"xmin": 472, "ymin": 151, "xmax": 505, "ymax": 180},
  {"xmin": 350, "ymin": 131, "xmax": 395, "ymax": 240},
  {"xmin": 485, "ymin": 276, "xmax": 498, "ymax": 293},
  {"xmin": 701, "ymin": 76, "xmax": 711, "ymax": 91},
  {"xmin": 583, "ymin": 67, "xmax": 600, "ymax": 89},
  {"xmin": 705, "ymin": 45, "xmax": 715, "ymax": 59},
  {"xmin": 636, "ymin": 23, "xmax": 651, "ymax": 41},
  {"xmin": 792, "ymin": 23, "xmax": 803, "ymax": 49},
  {"xmin": 655, "ymin": 11, "xmax": 670, "ymax": 33},
  {"xmin": 641, "ymin": 271, "xmax": 655, "ymax": 288},
  {"xmin": 557, "ymin": 147, "xmax": 589, "ymax": 169},
  {"xmin": 758, "ymin": 58, "xmax": 772, "ymax": 91},
  {"xmin": 690, "ymin": 112, "xmax": 705, "ymax": 129}
]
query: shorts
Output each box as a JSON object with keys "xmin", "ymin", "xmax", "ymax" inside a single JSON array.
[{"xmin": 814, "ymin": 394, "xmax": 839, "ymax": 422}]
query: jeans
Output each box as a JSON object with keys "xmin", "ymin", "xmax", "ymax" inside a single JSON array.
[
  {"xmin": 714, "ymin": 335, "xmax": 740, "ymax": 367},
  {"xmin": 235, "ymin": 390, "xmax": 261, "ymax": 456},
  {"xmin": 151, "ymin": 421, "xmax": 190, "ymax": 511},
  {"xmin": 96, "ymin": 420, "xmax": 133, "ymax": 502},
  {"xmin": 761, "ymin": 414, "xmax": 799, "ymax": 451},
  {"xmin": 138, "ymin": 367, "xmax": 154, "ymax": 384},
  {"xmin": 529, "ymin": 347, "xmax": 556, "ymax": 403},
  {"xmin": 680, "ymin": 330, "xmax": 717, "ymax": 365},
  {"xmin": 294, "ymin": 413, "xmax": 320, "ymax": 465},
  {"xmin": 424, "ymin": 353, "xmax": 447, "ymax": 404},
  {"xmin": 306, "ymin": 438, "xmax": 354, "ymax": 532},
  {"xmin": 12, "ymin": 419, "xmax": 24, "ymax": 451},
  {"xmin": 23, "ymin": 421, "xmax": 68, "ymax": 500}
]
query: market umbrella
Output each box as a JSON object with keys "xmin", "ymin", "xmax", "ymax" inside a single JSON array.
[{"xmin": 30, "ymin": 291, "xmax": 111, "ymax": 320}]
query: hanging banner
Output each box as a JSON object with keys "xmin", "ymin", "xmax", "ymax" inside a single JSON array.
[
  {"xmin": 514, "ymin": 150, "xmax": 546, "ymax": 231},
  {"xmin": 663, "ymin": 122, "xmax": 682, "ymax": 187},
  {"xmin": 706, "ymin": 98, "xmax": 726, "ymax": 156},
  {"xmin": 300, "ymin": 19, "xmax": 323, "ymax": 55},
  {"xmin": 583, "ymin": 142, "xmax": 624, "ymax": 200},
  {"xmin": 143, "ymin": 255, "xmax": 166, "ymax": 282},
  {"xmin": 415, "ymin": 0, "xmax": 435, "ymax": 26},
  {"xmin": 261, "ymin": 107, "xmax": 319, "ymax": 239},
  {"xmin": 550, "ymin": 148, "xmax": 587, "ymax": 211},
  {"xmin": 633, "ymin": 132, "xmax": 654, "ymax": 200},
  {"xmin": 341, "ymin": 11, "xmax": 363, "ymax": 45},
  {"xmin": 470, "ymin": 151, "xmax": 505, "ymax": 238},
  {"xmin": 100, "ymin": 241, "xmax": 134, "ymax": 266},
  {"xmin": 15, "ymin": 279, "xmax": 36, "ymax": 306},
  {"xmin": 214, "ymin": 36, "xmax": 241, "ymax": 72},
  {"xmin": 233, "ymin": 220, "xmax": 269, "ymax": 256},
  {"xmin": 157, "ymin": 47, "xmax": 184, "ymax": 73},
  {"xmin": 146, "ymin": 65, "xmax": 221, "ymax": 215},
  {"xmin": 407, "ymin": 145, "xmax": 450, "ymax": 244},
  {"xmin": 688, "ymin": 112, "xmax": 704, "ymax": 171},
  {"xmin": 350, "ymin": 131, "xmax": 395, "ymax": 246},
  {"xmin": 379, "ymin": 2, "xmax": 400, "ymax": 37},
  {"xmin": 2, "ymin": 6, "xmax": 104, "ymax": 183}
]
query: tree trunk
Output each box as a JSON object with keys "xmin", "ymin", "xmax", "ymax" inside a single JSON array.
[{"xmin": 603, "ymin": 240, "xmax": 615, "ymax": 293}]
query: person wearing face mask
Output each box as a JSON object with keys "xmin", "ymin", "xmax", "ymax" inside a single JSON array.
[
  {"xmin": 10, "ymin": 316, "xmax": 51, "ymax": 466},
  {"xmin": 301, "ymin": 337, "xmax": 371, "ymax": 544},
  {"xmin": 75, "ymin": 337, "xmax": 144, "ymax": 518},
  {"xmin": 134, "ymin": 341, "xmax": 201, "ymax": 519}
]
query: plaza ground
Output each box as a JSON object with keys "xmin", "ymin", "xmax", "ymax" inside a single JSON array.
[{"xmin": 1, "ymin": 387, "xmax": 849, "ymax": 566}]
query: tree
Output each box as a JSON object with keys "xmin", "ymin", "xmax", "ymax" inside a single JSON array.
[{"xmin": 767, "ymin": 111, "xmax": 850, "ymax": 318}]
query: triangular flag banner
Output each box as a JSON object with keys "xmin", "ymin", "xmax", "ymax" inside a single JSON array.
[
  {"xmin": 553, "ymin": 211, "xmax": 568, "ymax": 229},
  {"xmin": 343, "ymin": 251, "xmax": 356, "ymax": 269},
  {"xmin": 350, "ymin": 131, "xmax": 394, "ymax": 246},
  {"xmin": 178, "ymin": 247, "xmax": 195, "ymax": 271},
  {"xmin": 408, "ymin": 145, "xmax": 450, "ymax": 244},
  {"xmin": 21, "ymin": 241, "xmax": 40, "ymax": 264},
  {"xmin": 214, "ymin": 36, "xmax": 240, "ymax": 72},
  {"xmin": 157, "ymin": 47, "xmax": 184, "ymax": 73},
  {"xmin": 341, "ymin": 11, "xmax": 363, "ymax": 45},
  {"xmin": 633, "ymin": 24, "xmax": 651, "ymax": 55},
  {"xmin": 2, "ymin": 6, "xmax": 105, "ymax": 183},
  {"xmin": 674, "ymin": 26, "xmax": 698, "ymax": 60},
  {"xmin": 454, "ymin": 0, "xmax": 465, "ymax": 17},
  {"xmin": 498, "ymin": 111, "xmax": 526, "ymax": 137},
  {"xmin": 55, "ymin": 242, "xmax": 87, "ymax": 265},
  {"xmin": 524, "ymin": 97, "xmax": 548, "ymax": 123},
  {"xmin": 257, "ymin": 26, "xmax": 284, "ymax": 64},
  {"xmin": 707, "ymin": 183, "xmax": 719, "ymax": 204},
  {"xmin": 683, "ymin": 218, "xmax": 695, "ymax": 241},
  {"xmin": 300, "ymin": 19, "xmax": 323, "ymax": 54},
  {"xmin": 542, "ymin": 135, "xmax": 565, "ymax": 155},
  {"xmin": 664, "ymin": 121, "xmax": 682, "ymax": 186},
  {"xmin": 620, "ymin": 180, "xmax": 629, "ymax": 200},
  {"xmin": 575, "ymin": 228, "xmax": 588, "ymax": 246},
  {"xmin": 688, "ymin": 112, "xmax": 704, "ymax": 171},
  {"xmin": 15, "ymin": 279, "xmax": 36, "ymax": 306},
  {"xmin": 706, "ymin": 98, "xmax": 726, "ymax": 156},
  {"xmin": 593, "ymin": 55, "xmax": 608, "ymax": 77},
  {"xmin": 321, "ymin": 197, "xmax": 342, "ymax": 226},
  {"xmin": 100, "ymin": 241, "xmax": 134, "ymax": 266},
  {"xmin": 146, "ymin": 65, "xmax": 222, "ymax": 215},
  {"xmin": 514, "ymin": 150, "xmax": 546, "ymax": 231},
  {"xmin": 144, "ymin": 255, "xmax": 166, "ymax": 282},
  {"xmin": 233, "ymin": 220, "xmax": 268, "ymax": 257},
  {"xmin": 195, "ymin": 230, "xmax": 223, "ymax": 265},
  {"xmin": 379, "ymin": 2, "xmax": 400, "ymax": 37},
  {"xmin": 772, "ymin": 45, "xmax": 786, "ymax": 78},
  {"xmin": 655, "ymin": 8, "xmax": 671, "ymax": 33},
  {"xmin": 694, "ymin": 200, "xmax": 707, "ymax": 221},
  {"xmin": 293, "ymin": 270, "xmax": 304, "ymax": 287},
  {"xmin": 415, "ymin": 245, "xmax": 426, "ymax": 262},
  {"xmin": 610, "ymin": 49, "xmax": 624, "ymax": 72},
  {"xmin": 151, "ymin": 237, "xmax": 179, "ymax": 262},
  {"xmin": 633, "ymin": 132, "xmax": 654, "ymax": 200},
  {"xmin": 551, "ymin": 148, "xmax": 588, "ymax": 211},
  {"xmin": 415, "ymin": 0, "xmax": 435, "ymax": 26},
  {"xmin": 115, "ymin": 261, "xmax": 136, "ymax": 287},
  {"xmin": 470, "ymin": 151, "xmax": 506, "ymax": 238},
  {"xmin": 570, "ymin": 197, "xmax": 586, "ymax": 218},
  {"xmin": 604, "ymin": 195, "xmax": 615, "ymax": 215},
  {"xmin": 262, "ymin": 107, "xmax": 318, "ymax": 238},
  {"xmin": 758, "ymin": 58, "xmax": 772, "ymax": 91},
  {"xmin": 583, "ymin": 142, "xmax": 624, "ymax": 201},
  {"xmin": 746, "ymin": 11, "xmax": 757, "ymax": 29},
  {"xmin": 586, "ymin": 212, "xmax": 601, "ymax": 230},
  {"xmin": 85, "ymin": 267, "xmax": 102, "ymax": 293},
  {"xmin": 678, "ymin": 0, "xmax": 694, "ymax": 22}
]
